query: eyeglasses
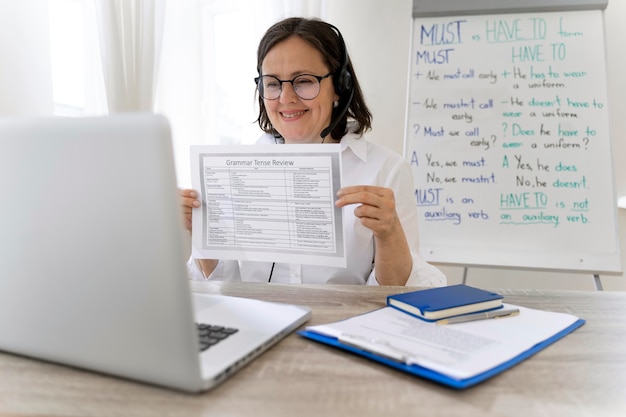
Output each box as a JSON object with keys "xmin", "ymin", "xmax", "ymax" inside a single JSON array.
[{"xmin": 255, "ymin": 73, "xmax": 332, "ymax": 100}]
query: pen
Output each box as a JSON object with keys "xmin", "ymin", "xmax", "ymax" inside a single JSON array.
[{"xmin": 436, "ymin": 308, "xmax": 520, "ymax": 325}]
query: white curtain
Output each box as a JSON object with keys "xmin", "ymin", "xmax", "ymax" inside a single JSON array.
[
  {"xmin": 90, "ymin": 0, "xmax": 326, "ymax": 184},
  {"xmin": 95, "ymin": 0, "xmax": 165, "ymax": 112}
]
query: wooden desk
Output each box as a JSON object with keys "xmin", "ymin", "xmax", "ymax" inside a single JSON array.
[{"xmin": 1, "ymin": 283, "xmax": 625, "ymax": 417}]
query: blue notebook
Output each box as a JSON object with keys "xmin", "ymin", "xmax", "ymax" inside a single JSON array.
[
  {"xmin": 299, "ymin": 305, "xmax": 585, "ymax": 389},
  {"xmin": 387, "ymin": 284, "xmax": 504, "ymax": 321}
]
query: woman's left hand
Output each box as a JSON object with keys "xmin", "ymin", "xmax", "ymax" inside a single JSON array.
[
  {"xmin": 335, "ymin": 185, "xmax": 412, "ymax": 285},
  {"xmin": 335, "ymin": 185, "xmax": 402, "ymax": 240}
]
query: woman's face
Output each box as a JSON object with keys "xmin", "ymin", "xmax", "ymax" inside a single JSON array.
[{"xmin": 261, "ymin": 35, "xmax": 339, "ymax": 144}]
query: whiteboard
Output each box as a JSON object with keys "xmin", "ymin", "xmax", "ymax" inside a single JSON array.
[{"xmin": 404, "ymin": 9, "xmax": 621, "ymax": 273}]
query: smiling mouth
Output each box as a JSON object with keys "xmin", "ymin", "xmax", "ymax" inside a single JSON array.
[{"xmin": 281, "ymin": 110, "xmax": 308, "ymax": 119}]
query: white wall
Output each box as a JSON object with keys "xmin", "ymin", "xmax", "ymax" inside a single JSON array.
[{"xmin": 326, "ymin": 0, "xmax": 625, "ymax": 291}]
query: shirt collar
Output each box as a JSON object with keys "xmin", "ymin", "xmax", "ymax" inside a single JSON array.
[{"xmin": 340, "ymin": 134, "xmax": 368, "ymax": 163}]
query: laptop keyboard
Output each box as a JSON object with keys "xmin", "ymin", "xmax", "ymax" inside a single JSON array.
[{"xmin": 196, "ymin": 323, "xmax": 239, "ymax": 352}]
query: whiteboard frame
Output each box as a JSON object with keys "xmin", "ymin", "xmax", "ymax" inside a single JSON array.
[
  {"xmin": 405, "ymin": 1, "xmax": 622, "ymax": 275},
  {"xmin": 413, "ymin": 0, "xmax": 608, "ymax": 18}
]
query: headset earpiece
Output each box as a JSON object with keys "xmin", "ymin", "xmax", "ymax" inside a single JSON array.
[
  {"xmin": 337, "ymin": 69, "xmax": 352, "ymax": 95},
  {"xmin": 330, "ymin": 24, "xmax": 352, "ymax": 95}
]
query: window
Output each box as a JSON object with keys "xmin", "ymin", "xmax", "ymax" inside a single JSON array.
[
  {"xmin": 48, "ymin": 0, "xmax": 106, "ymax": 116},
  {"xmin": 199, "ymin": 0, "xmax": 267, "ymax": 146},
  {"xmin": 46, "ymin": 0, "xmax": 316, "ymax": 185},
  {"xmin": 49, "ymin": 0, "xmax": 84, "ymax": 115}
]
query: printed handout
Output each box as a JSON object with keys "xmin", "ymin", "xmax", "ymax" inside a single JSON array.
[{"xmin": 190, "ymin": 144, "xmax": 346, "ymax": 267}]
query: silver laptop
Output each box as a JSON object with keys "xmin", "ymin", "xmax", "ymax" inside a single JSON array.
[{"xmin": 0, "ymin": 114, "xmax": 311, "ymax": 393}]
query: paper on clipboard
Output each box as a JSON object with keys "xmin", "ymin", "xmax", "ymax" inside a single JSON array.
[{"xmin": 304, "ymin": 304, "xmax": 582, "ymax": 380}]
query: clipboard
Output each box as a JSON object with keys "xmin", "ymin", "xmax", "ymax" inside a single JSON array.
[{"xmin": 298, "ymin": 308, "xmax": 585, "ymax": 389}]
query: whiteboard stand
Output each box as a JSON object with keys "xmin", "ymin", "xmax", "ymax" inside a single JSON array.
[
  {"xmin": 593, "ymin": 274, "xmax": 603, "ymax": 291},
  {"xmin": 461, "ymin": 266, "xmax": 604, "ymax": 290}
]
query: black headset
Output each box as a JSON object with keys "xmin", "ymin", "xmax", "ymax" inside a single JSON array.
[{"xmin": 320, "ymin": 23, "xmax": 354, "ymax": 140}]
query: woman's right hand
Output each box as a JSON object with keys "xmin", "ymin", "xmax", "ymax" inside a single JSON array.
[
  {"xmin": 179, "ymin": 188, "xmax": 200, "ymax": 232},
  {"xmin": 179, "ymin": 189, "xmax": 218, "ymax": 277}
]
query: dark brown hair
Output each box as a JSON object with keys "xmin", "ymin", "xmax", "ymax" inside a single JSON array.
[{"xmin": 255, "ymin": 17, "xmax": 372, "ymax": 140}]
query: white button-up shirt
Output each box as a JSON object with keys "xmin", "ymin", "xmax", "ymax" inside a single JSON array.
[{"xmin": 188, "ymin": 133, "xmax": 446, "ymax": 287}]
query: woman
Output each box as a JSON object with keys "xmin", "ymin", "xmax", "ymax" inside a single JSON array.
[{"xmin": 180, "ymin": 17, "xmax": 445, "ymax": 287}]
